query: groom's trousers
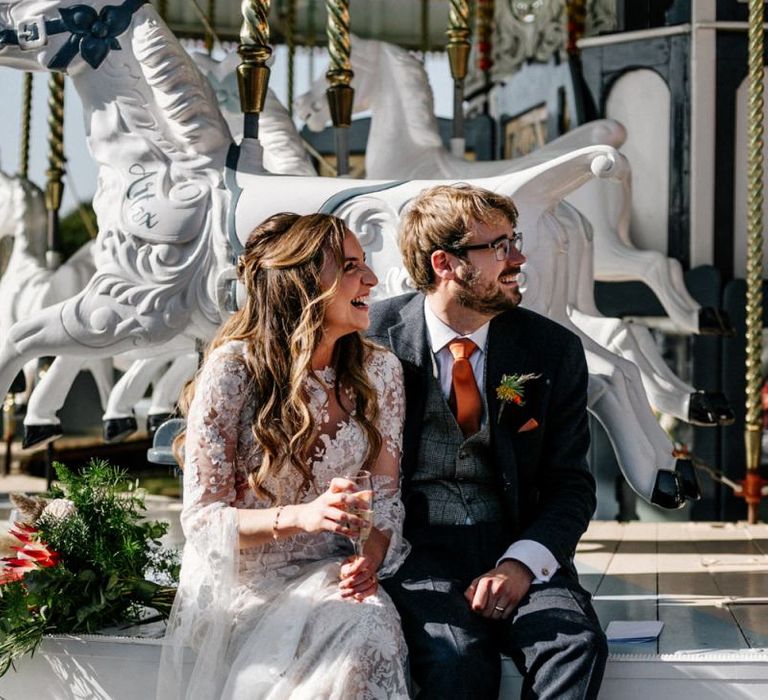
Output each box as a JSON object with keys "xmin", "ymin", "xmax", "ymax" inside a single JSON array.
[{"xmin": 383, "ymin": 523, "xmax": 607, "ymax": 700}]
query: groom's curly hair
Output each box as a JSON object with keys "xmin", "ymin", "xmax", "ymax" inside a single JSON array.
[
  {"xmin": 179, "ymin": 212, "xmax": 382, "ymax": 503},
  {"xmin": 399, "ymin": 183, "xmax": 519, "ymax": 292}
]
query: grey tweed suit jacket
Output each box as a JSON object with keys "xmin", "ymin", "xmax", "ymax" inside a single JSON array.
[{"xmin": 367, "ymin": 292, "xmax": 596, "ymax": 577}]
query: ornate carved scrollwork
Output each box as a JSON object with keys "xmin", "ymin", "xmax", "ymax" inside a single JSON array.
[
  {"xmin": 489, "ymin": 0, "xmax": 566, "ymax": 78},
  {"xmin": 466, "ymin": 0, "xmax": 616, "ymax": 87}
]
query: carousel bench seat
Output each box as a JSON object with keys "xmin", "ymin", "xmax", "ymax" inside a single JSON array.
[
  {"xmin": 1, "ymin": 630, "xmax": 765, "ymax": 699},
  {"xmin": 2, "ymin": 521, "xmax": 767, "ymax": 699}
]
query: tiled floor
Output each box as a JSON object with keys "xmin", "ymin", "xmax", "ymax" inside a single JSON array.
[{"xmin": 577, "ymin": 520, "xmax": 768, "ymax": 656}]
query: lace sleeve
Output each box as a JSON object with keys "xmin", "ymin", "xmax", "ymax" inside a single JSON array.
[
  {"xmin": 157, "ymin": 345, "xmax": 249, "ymax": 700},
  {"xmin": 367, "ymin": 348, "xmax": 410, "ymax": 578},
  {"xmin": 181, "ymin": 346, "xmax": 250, "ymax": 552}
]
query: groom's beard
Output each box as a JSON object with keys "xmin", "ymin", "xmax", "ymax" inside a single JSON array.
[{"xmin": 454, "ymin": 263, "xmax": 522, "ymax": 314}]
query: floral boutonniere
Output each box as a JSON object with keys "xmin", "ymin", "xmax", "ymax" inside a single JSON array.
[{"xmin": 496, "ymin": 373, "xmax": 540, "ymax": 409}]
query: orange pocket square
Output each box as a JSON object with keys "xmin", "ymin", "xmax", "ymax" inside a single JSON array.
[{"xmin": 518, "ymin": 418, "xmax": 539, "ymax": 433}]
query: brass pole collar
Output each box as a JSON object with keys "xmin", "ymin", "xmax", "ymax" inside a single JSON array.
[
  {"xmin": 237, "ymin": 44, "xmax": 272, "ymax": 114},
  {"xmin": 446, "ymin": 39, "xmax": 470, "ymax": 82},
  {"xmin": 327, "ymin": 83, "xmax": 354, "ymax": 128}
]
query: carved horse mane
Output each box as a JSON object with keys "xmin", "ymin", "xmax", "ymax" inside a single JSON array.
[
  {"xmin": 117, "ymin": 12, "xmax": 230, "ymax": 163},
  {"xmin": 360, "ymin": 38, "xmax": 444, "ymax": 151}
]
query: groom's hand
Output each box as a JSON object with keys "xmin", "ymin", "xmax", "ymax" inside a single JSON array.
[{"xmin": 464, "ymin": 559, "xmax": 534, "ymax": 620}]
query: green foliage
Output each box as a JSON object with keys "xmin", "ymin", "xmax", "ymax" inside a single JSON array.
[
  {"xmin": 0, "ymin": 459, "xmax": 179, "ymax": 675},
  {"xmin": 58, "ymin": 203, "xmax": 94, "ymax": 261}
]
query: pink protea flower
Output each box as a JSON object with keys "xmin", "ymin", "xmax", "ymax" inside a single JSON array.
[
  {"xmin": 0, "ymin": 523, "xmax": 60, "ymax": 584},
  {"xmin": 0, "ymin": 564, "xmax": 29, "ymax": 584},
  {"xmin": 8, "ymin": 523, "xmax": 37, "ymax": 544}
]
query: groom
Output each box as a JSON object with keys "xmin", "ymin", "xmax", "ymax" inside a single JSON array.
[{"xmin": 368, "ymin": 184, "xmax": 607, "ymax": 699}]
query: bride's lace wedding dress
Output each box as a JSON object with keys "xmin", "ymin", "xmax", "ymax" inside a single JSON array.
[{"xmin": 158, "ymin": 341, "xmax": 411, "ymax": 699}]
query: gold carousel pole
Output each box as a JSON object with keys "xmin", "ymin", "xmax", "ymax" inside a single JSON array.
[
  {"xmin": 41, "ymin": 72, "xmax": 67, "ymax": 479},
  {"xmin": 476, "ymin": 0, "xmax": 494, "ymax": 76},
  {"xmin": 237, "ymin": 0, "xmax": 273, "ymax": 141},
  {"xmin": 566, "ymin": 0, "xmax": 587, "ymax": 56},
  {"xmin": 307, "ymin": 0, "xmax": 317, "ymax": 82},
  {"xmin": 742, "ymin": 0, "xmax": 768, "ymax": 523},
  {"xmin": 19, "ymin": 74, "xmax": 33, "ymax": 179},
  {"xmin": 324, "ymin": 0, "xmax": 353, "ymax": 176},
  {"xmin": 286, "ymin": 0, "xmax": 296, "ymax": 117},
  {"xmin": 476, "ymin": 0, "xmax": 494, "ymax": 118},
  {"xmin": 447, "ymin": 0, "xmax": 471, "ymax": 157},
  {"xmin": 421, "ymin": 0, "xmax": 430, "ymax": 55},
  {"xmin": 45, "ymin": 73, "xmax": 66, "ymax": 273},
  {"xmin": 205, "ymin": 0, "xmax": 217, "ymax": 53}
]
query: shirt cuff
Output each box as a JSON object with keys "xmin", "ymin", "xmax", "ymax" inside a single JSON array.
[{"xmin": 497, "ymin": 540, "xmax": 559, "ymax": 583}]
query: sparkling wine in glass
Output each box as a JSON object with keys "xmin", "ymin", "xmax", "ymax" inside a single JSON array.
[{"xmin": 346, "ymin": 470, "xmax": 373, "ymax": 556}]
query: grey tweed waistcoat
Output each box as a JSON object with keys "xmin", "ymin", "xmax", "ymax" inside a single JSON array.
[{"xmin": 410, "ymin": 372, "xmax": 505, "ymax": 526}]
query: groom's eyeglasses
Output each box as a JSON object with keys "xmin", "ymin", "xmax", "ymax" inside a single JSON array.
[{"xmin": 447, "ymin": 232, "xmax": 523, "ymax": 261}]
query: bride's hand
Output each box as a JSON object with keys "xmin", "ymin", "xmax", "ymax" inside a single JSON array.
[
  {"xmin": 339, "ymin": 554, "xmax": 378, "ymax": 601},
  {"xmin": 295, "ymin": 477, "xmax": 366, "ymax": 537}
]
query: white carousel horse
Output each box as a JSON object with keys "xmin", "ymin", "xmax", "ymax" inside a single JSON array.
[
  {"xmin": 0, "ymin": 0, "xmax": 232, "ymax": 446},
  {"xmin": 295, "ymin": 35, "xmax": 729, "ymax": 336},
  {"xmin": 294, "ymin": 35, "xmax": 732, "ymax": 429},
  {"xmin": 0, "ymin": 46, "xmax": 316, "ymax": 449},
  {"xmin": 0, "ymin": 0, "xmax": 688, "ymax": 506},
  {"xmin": 0, "ymin": 167, "xmax": 114, "ymax": 429},
  {"xmin": 97, "ymin": 51, "xmax": 318, "ymax": 444}
]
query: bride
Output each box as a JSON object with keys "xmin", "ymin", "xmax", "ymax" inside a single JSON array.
[{"xmin": 158, "ymin": 213, "xmax": 411, "ymax": 699}]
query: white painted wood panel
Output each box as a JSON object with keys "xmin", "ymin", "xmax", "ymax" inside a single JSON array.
[{"xmin": 605, "ymin": 71, "xmax": 671, "ymax": 256}]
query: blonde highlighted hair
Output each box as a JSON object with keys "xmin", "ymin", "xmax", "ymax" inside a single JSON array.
[
  {"xmin": 399, "ymin": 183, "xmax": 519, "ymax": 292},
  {"xmin": 178, "ymin": 213, "xmax": 382, "ymax": 503}
]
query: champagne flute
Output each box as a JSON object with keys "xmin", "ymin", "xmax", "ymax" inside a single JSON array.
[{"xmin": 344, "ymin": 470, "xmax": 374, "ymax": 556}]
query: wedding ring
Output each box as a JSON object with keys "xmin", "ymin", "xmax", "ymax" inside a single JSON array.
[{"xmin": 494, "ymin": 605, "xmax": 505, "ymax": 612}]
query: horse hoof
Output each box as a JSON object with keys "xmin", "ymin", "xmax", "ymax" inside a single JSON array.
[
  {"xmin": 688, "ymin": 391, "xmax": 735, "ymax": 426},
  {"xmin": 675, "ymin": 459, "xmax": 701, "ymax": 501},
  {"xmin": 698, "ymin": 307, "xmax": 736, "ymax": 336},
  {"xmin": 103, "ymin": 416, "xmax": 138, "ymax": 443},
  {"xmin": 650, "ymin": 469, "xmax": 685, "ymax": 509},
  {"xmin": 22, "ymin": 423, "xmax": 63, "ymax": 449},
  {"xmin": 147, "ymin": 413, "xmax": 172, "ymax": 437}
]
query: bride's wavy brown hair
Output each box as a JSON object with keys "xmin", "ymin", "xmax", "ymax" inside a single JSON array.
[{"xmin": 178, "ymin": 212, "xmax": 382, "ymax": 503}]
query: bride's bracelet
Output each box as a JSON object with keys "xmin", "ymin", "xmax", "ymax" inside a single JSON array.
[{"xmin": 272, "ymin": 506, "xmax": 285, "ymax": 540}]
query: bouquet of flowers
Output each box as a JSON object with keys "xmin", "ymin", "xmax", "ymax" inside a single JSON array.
[{"xmin": 0, "ymin": 459, "xmax": 179, "ymax": 675}]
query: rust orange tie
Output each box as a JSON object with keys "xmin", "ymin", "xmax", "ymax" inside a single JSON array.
[{"xmin": 448, "ymin": 338, "xmax": 482, "ymax": 437}]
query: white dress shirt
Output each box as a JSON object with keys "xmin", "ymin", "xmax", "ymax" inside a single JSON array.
[{"xmin": 423, "ymin": 298, "xmax": 559, "ymax": 584}]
